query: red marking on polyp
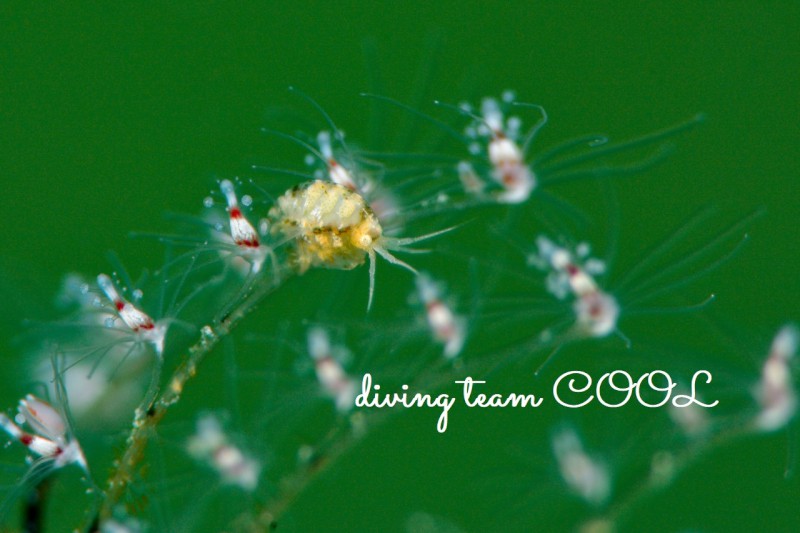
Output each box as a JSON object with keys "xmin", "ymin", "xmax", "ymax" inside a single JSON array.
[
  {"xmin": 20, "ymin": 434, "xmax": 33, "ymax": 446},
  {"xmin": 317, "ymin": 355, "xmax": 334, "ymax": 365},
  {"xmin": 566, "ymin": 264, "xmax": 579, "ymax": 276},
  {"xmin": 237, "ymin": 238, "xmax": 259, "ymax": 248},
  {"xmin": 438, "ymin": 323, "xmax": 455, "ymax": 337},
  {"xmin": 230, "ymin": 207, "xmax": 242, "ymax": 219},
  {"xmin": 115, "ymin": 301, "xmax": 125, "ymax": 311}
]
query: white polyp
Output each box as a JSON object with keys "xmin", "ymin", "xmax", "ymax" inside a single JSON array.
[
  {"xmin": 19, "ymin": 394, "xmax": 67, "ymax": 441},
  {"xmin": 574, "ymin": 291, "xmax": 620, "ymax": 338},
  {"xmin": 241, "ymin": 194, "xmax": 253, "ymax": 207},
  {"xmin": 415, "ymin": 274, "xmax": 466, "ymax": 359},
  {"xmin": 203, "ymin": 196, "xmax": 214, "ymax": 208},
  {"xmin": 188, "ymin": 414, "xmax": 261, "ymax": 491},
  {"xmin": 1, "ymin": 396, "xmax": 88, "ymax": 471},
  {"xmin": 755, "ymin": 325, "xmax": 798, "ymax": 432},
  {"xmin": 552, "ymin": 428, "xmax": 611, "ymax": 507},
  {"xmin": 315, "ymin": 358, "xmax": 358, "ymax": 413},
  {"xmin": 119, "ymin": 303, "xmax": 153, "ymax": 332},
  {"xmin": 97, "ymin": 274, "xmax": 164, "ymax": 354},
  {"xmin": 307, "ymin": 327, "xmax": 357, "ymax": 413},
  {"xmin": 427, "ymin": 304, "xmax": 453, "ymax": 330},
  {"xmin": 26, "ymin": 434, "xmax": 62, "ymax": 459},
  {"xmin": 99, "ymin": 274, "xmax": 154, "ymax": 331},
  {"xmin": 229, "ymin": 215, "xmax": 260, "ymax": 247},
  {"xmin": 219, "ymin": 180, "xmax": 260, "ymax": 249}
]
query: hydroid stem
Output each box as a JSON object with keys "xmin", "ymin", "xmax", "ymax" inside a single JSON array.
[{"xmin": 94, "ymin": 265, "xmax": 295, "ymax": 526}]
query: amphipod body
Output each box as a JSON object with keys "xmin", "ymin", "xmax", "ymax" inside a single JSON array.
[
  {"xmin": 270, "ymin": 180, "xmax": 446, "ymax": 309},
  {"xmin": 270, "ymin": 180, "xmax": 381, "ymax": 273}
]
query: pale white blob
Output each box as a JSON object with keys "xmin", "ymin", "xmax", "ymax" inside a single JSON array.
[
  {"xmin": 97, "ymin": 273, "xmax": 167, "ymax": 356},
  {"xmin": 755, "ymin": 324, "xmax": 798, "ymax": 431},
  {"xmin": 415, "ymin": 273, "xmax": 466, "ymax": 359},
  {"xmin": 460, "ymin": 95, "xmax": 538, "ymax": 203},
  {"xmin": 307, "ymin": 327, "xmax": 358, "ymax": 413},
  {"xmin": 551, "ymin": 427, "xmax": 610, "ymax": 507},
  {"xmin": 0, "ymin": 394, "xmax": 88, "ymax": 471},
  {"xmin": 530, "ymin": 236, "xmax": 619, "ymax": 339},
  {"xmin": 187, "ymin": 414, "xmax": 261, "ymax": 491}
]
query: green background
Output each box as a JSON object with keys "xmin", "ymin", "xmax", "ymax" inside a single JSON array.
[{"xmin": 1, "ymin": 2, "xmax": 799, "ymax": 532}]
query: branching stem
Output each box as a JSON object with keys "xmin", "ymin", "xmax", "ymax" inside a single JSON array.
[{"xmin": 92, "ymin": 267, "xmax": 295, "ymax": 528}]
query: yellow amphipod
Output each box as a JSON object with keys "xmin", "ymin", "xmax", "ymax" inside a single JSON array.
[{"xmin": 269, "ymin": 180, "xmax": 449, "ymax": 309}]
